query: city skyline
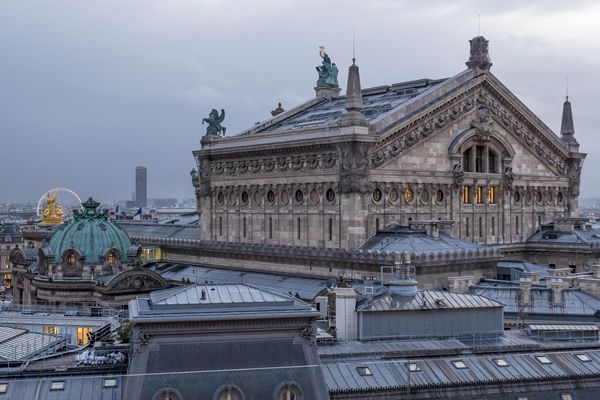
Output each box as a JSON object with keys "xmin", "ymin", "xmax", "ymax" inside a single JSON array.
[{"xmin": 2, "ymin": 1, "xmax": 600, "ymax": 202}]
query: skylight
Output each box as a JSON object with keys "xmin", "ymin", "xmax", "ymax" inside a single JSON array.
[
  {"xmin": 0, "ymin": 383, "xmax": 6, "ymax": 394},
  {"xmin": 357, "ymin": 366, "xmax": 373, "ymax": 376},
  {"xmin": 493, "ymin": 358, "xmax": 510, "ymax": 367},
  {"xmin": 452, "ymin": 360, "xmax": 468, "ymax": 369},
  {"xmin": 50, "ymin": 381, "xmax": 65, "ymax": 391},
  {"xmin": 575, "ymin": 353, "xmax": 592, "ymax": 362},
  {"xmin": 103, "ymin": 378, "xmax": 118, "ymax": 388},
  {"xmin": 408, "ymin": 362, "xmax": 421, "ymax": 372},
  {"xmin": 536, "ymin": 356, "xmax": 552, "ymax": 364}
]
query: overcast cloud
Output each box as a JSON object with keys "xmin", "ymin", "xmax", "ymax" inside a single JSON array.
[{"xmin": 1, "ymin": 0, "xmax": 599, "ymax": 203}]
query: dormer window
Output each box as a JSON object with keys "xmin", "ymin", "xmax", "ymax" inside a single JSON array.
[
  {"xmin": 67, "ymin": 253, "xmax": 77, "ymax": 266},
  {"xmin": 107, "ymin": 252, "xmax": 117, "ymax": 265}
]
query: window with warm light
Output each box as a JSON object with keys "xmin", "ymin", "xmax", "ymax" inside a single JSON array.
[
  {"xmin": 107, "ymin": 252, "xmax": 117, "ymax": 264},
  {"xmin": 77, "ymin": 327, "xmax": 93, "ymax": 346},
  {"xmin": 463, "ymin": 186, "xmax": 471, "ymax": 204},
  {"xmin": 487, "ymin": 186, "xmax": 497, "ymax": 204},
  {"xmin": 476, "ymin": 186, "xmax": 484, "ymax": 204},
  {"xmin": 43, "ymin": 326, "xmax": 59, "ymax": 335},
  {"xmin": 67, "ymin": 253, "xmax": 77, "ymax": 265}
]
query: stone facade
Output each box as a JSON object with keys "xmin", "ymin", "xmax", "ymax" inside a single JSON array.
[{"xmin": 192, "ymin": 37, "xmax": 584, "ymax": 251}]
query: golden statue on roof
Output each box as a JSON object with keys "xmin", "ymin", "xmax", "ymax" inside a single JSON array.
[{"xmin": 42, "ymin": 192, "xmax": 64, "ymax": 225}]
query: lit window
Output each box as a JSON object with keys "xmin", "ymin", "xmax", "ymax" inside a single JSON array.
[
  {"xmin": 103, "ymin": 378, "xmax": 118, "ymax": 388},
  {"xmin": 0, "ymin": 383, "xmax": 6, "ymax": 394},
  {"xmin": 50, "ymin": 381, "xmax": 65, "ymax": 390},
  {"xmin": 107, "ymin": 252, "xmax": 117, "ymax": 264},
  {"xmin": 493, "ymin": 358, "xmax": 510, "ymax": 367},
  {"xmin": 536, "ymin": 355, "xmax": 552, "ymax": 364},
  {"xmin": 43, "ymin": 326, "xmax": 59, "ymax": 335},
  {"xmin": 67, "ymin": 253, "xmax": 77, "ymax": 265},
  {"xmin": 452, "ymin": 360, "xmax": 468, "ymax": 369},
  {"xmin": 517, "ymin": 397, "xmax": 528, "ymax": 400},
  {"xmin": 408, "ymin": 362, "xmax": 421, "ymax": 372},
  {"xmin": 575, "ymin": 353, "xmax": 591, "ymax": 362},
  {"xmin": 476, "ymin": 186, "xmax": 484, "ymax": 204},
  {"xmin": 77, "ymin": 327, "xmax": 93, "ymax": 346},
  {"xmin": 487, "ymin": 186, "xmax": 497, "ymax": 204},
  {"xmin": 463, "ymin": 186, "xmax": 471, "ymax": 204},
  {"xmin": 561, "ymin": 394, "xmax": 573, "ymax": 400},
  {"xmin": 357, "ymin": 366, "xmax": 372, "ymax": 376}
]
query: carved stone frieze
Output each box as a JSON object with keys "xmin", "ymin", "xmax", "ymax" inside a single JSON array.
[
  {"xmin": 338, "ymin": 141, "xmax": 372, "ymax": 194},
  {"xmin": 372, "ymin": 82, "xmax": 569, "ymax": 176},
  {"xmin": 210, "ymin": 152, "xmax": 338, "ymax": 176}
]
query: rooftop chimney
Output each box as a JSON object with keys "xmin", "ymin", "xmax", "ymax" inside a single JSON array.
[
  {"xmin": 550, "ymin": 278, "xmax": 563, "ymax": 306},
  {"xmin": 519, "ymin": 278, "xmax": 532, "ymax": 307}
]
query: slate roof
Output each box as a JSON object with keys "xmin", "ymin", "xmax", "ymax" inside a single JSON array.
[
  {"xmin": 129, "ymin": 283, "xmax": 319, "ymax": 321},
  {"xmin": 243, "ymin": 78, "xmax": 446, "ymax": 135},
  {"xmin": 149, "ymin": 283, "xmax": 291, "ymax": 306},
  {"xmin": 497, "ymin": 260, "xmax": 552, "ymax": 276},
  {"xmin": 152, "ymin": 262, "xmax": 328, "ymax": 300},
  {"xmin": 469, "ymin": 280, "xmax": 600, "ymax": 317},
  {"xmin": 118, "ymin": 222, "xmax": 200, "ymax": 241},
  {"xmin": 0, "ymin": 223, "xmax": 22, "ymax": 243},
  {"xmin": 527, "ymin": 225, "xmax": 600, "ymax": 245},
  {"xmin": 360, "ymin": 225, "xmax": 485, "ymax": 255},
  {"xmin": 357, "ymin": 290, "xmax": 501, "ymax": 312},
  {"xmin": 322, "ymin": 349, "xmax": 600, "ymax": 395}
]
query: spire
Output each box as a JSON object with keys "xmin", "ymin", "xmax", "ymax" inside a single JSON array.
[
  {"xmin": 561, "ymin": 96, "xmax": 575, "ymax": 138},
  {"xmin": 341, "ymin": 60, "xmax": 367, "ymax": 125},
  {"xmin": 466, "ymin": 36, "xmax": 492, "ymax": 71}
]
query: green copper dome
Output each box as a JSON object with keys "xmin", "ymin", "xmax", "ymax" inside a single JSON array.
[{"xmin": 49, "ymin": 197, "xmax": 132, "ymax": 263}]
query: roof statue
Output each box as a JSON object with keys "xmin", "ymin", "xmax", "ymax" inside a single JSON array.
[
  {"xmin": 316, "ymin": 46, "xmax": 339, "ymax": 87},
  {"xmin": 202, "ymin": 108, "xmax": 226, "ymax": 137},
  {"xmin": 42, "ymin": 192, "xmax": 64, "ymax": 225},
  {"xmin": 466, "ymin": 35, "xmax": 492, "ymax": 70},
  {"xmin": 271, "ymin": 102, "xmax": 285, "ymax": 117}
]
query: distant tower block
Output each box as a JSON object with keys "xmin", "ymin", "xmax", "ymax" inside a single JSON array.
[{"xmin": 136, "ymin": 166, "xmax": 147, "ymax": 208}]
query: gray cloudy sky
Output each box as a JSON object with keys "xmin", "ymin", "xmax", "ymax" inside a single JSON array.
[{"xmin": 1, "ymin": 0, "xmax": 599, "ymax": 203}]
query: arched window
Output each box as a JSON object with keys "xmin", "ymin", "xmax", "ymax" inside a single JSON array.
[
  {"xmin": 217, "ymin": 388, "xmax": 242, "ymax": 400},
  {"xmin": 275, "ymin": 382, "xmax": 303, "ymax": 400},
  {"xmin": 152, "ymin": 387, "xmax": 181, "ymax": 400},
  {"xmin": 461, "ymin": 145, "xmax": 503, "ymax": 174},
  {"xmin": 107, "ymin": 252, "xmax": 117, "ymax": 265},
  {"xmin": 67, "ymin": 253, "xmax": 77, "ymax": 266}
]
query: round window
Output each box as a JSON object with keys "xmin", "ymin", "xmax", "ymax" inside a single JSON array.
[
  {"xmin": 326, "ymin": 188, "xmax": 336, "ymax": 203},
  {"xmin": 419, "ymin": 189, "xmax": 429, "ymax": 204},
  {"xmin": 535, "ymin": 191, "xmax": 543, "ymax": 204},
  {"xmin": 253, "ymin": 191, "xmax": 262, "ymax": 205},
  {"xmin": 435, "ymin": 189, "xmax": 444, "ymax": 203},
  {"xmin": 557, "ymin": 191, "xmax": 564, "ymax": 204},
  {"xmin": 513, "ymin": 191, "xmax": 521, "ymax": 204},
  {"xmin": 309, "ymin": 189, "xmax": 320, "ymax": 204},
  {"xmin": 389, "ymin": 189, "xmax": 399, "ymax": 203},
  {"xmin": 280, "ymin": 191, "xmax": 289, "ymax": 205},
  {"xmin": 217, "ymin": 191, "xmax": 225, "ymax": 205},
  {"xmin": 267, "ymin": 190, "xmax": 276, "ymax": 204},
  {"xmin": 525, "ymin": 190, "xmax": 532, "ymax": 204},
  {"xmin": 372, "ymin": 188, "xmax": 382, "ymax": 202},
  {"xmin": 404, "ymin": 189, "xmax": 414, "ymax": 204},
  {"xmin": 295, "ymin": 190, "xmax": 304, "ymax": 203},
  {"xmin": 241, "ymin": 191, "xmax": 249, "ymax": 204}
]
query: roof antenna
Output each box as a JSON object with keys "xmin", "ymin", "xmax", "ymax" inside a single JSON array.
[
  {"xmin": 352, "ymin": 28, "xmax": 356, "ymax": 64},
  {"xmin": 478, "ymin": 14, "xmax": 481, "ymax": 36},
  {"xmin": 566, "ymin": 77, "xmax": 569, "ymax": 100}
]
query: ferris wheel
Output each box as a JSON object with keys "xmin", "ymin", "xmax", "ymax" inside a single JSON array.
[{"xmin": 36, "ymin": 187, "xmax": 83, "ymax": 218}]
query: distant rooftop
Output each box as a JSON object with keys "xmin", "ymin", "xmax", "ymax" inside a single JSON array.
[{"xmin": 358, "ymin": 290, "xmax": 502, "ymax": 312}]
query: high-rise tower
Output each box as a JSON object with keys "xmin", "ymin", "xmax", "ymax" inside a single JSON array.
[{"xmin": 135, "ymin": 166, "xmax": 147, "ymax": 208}]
